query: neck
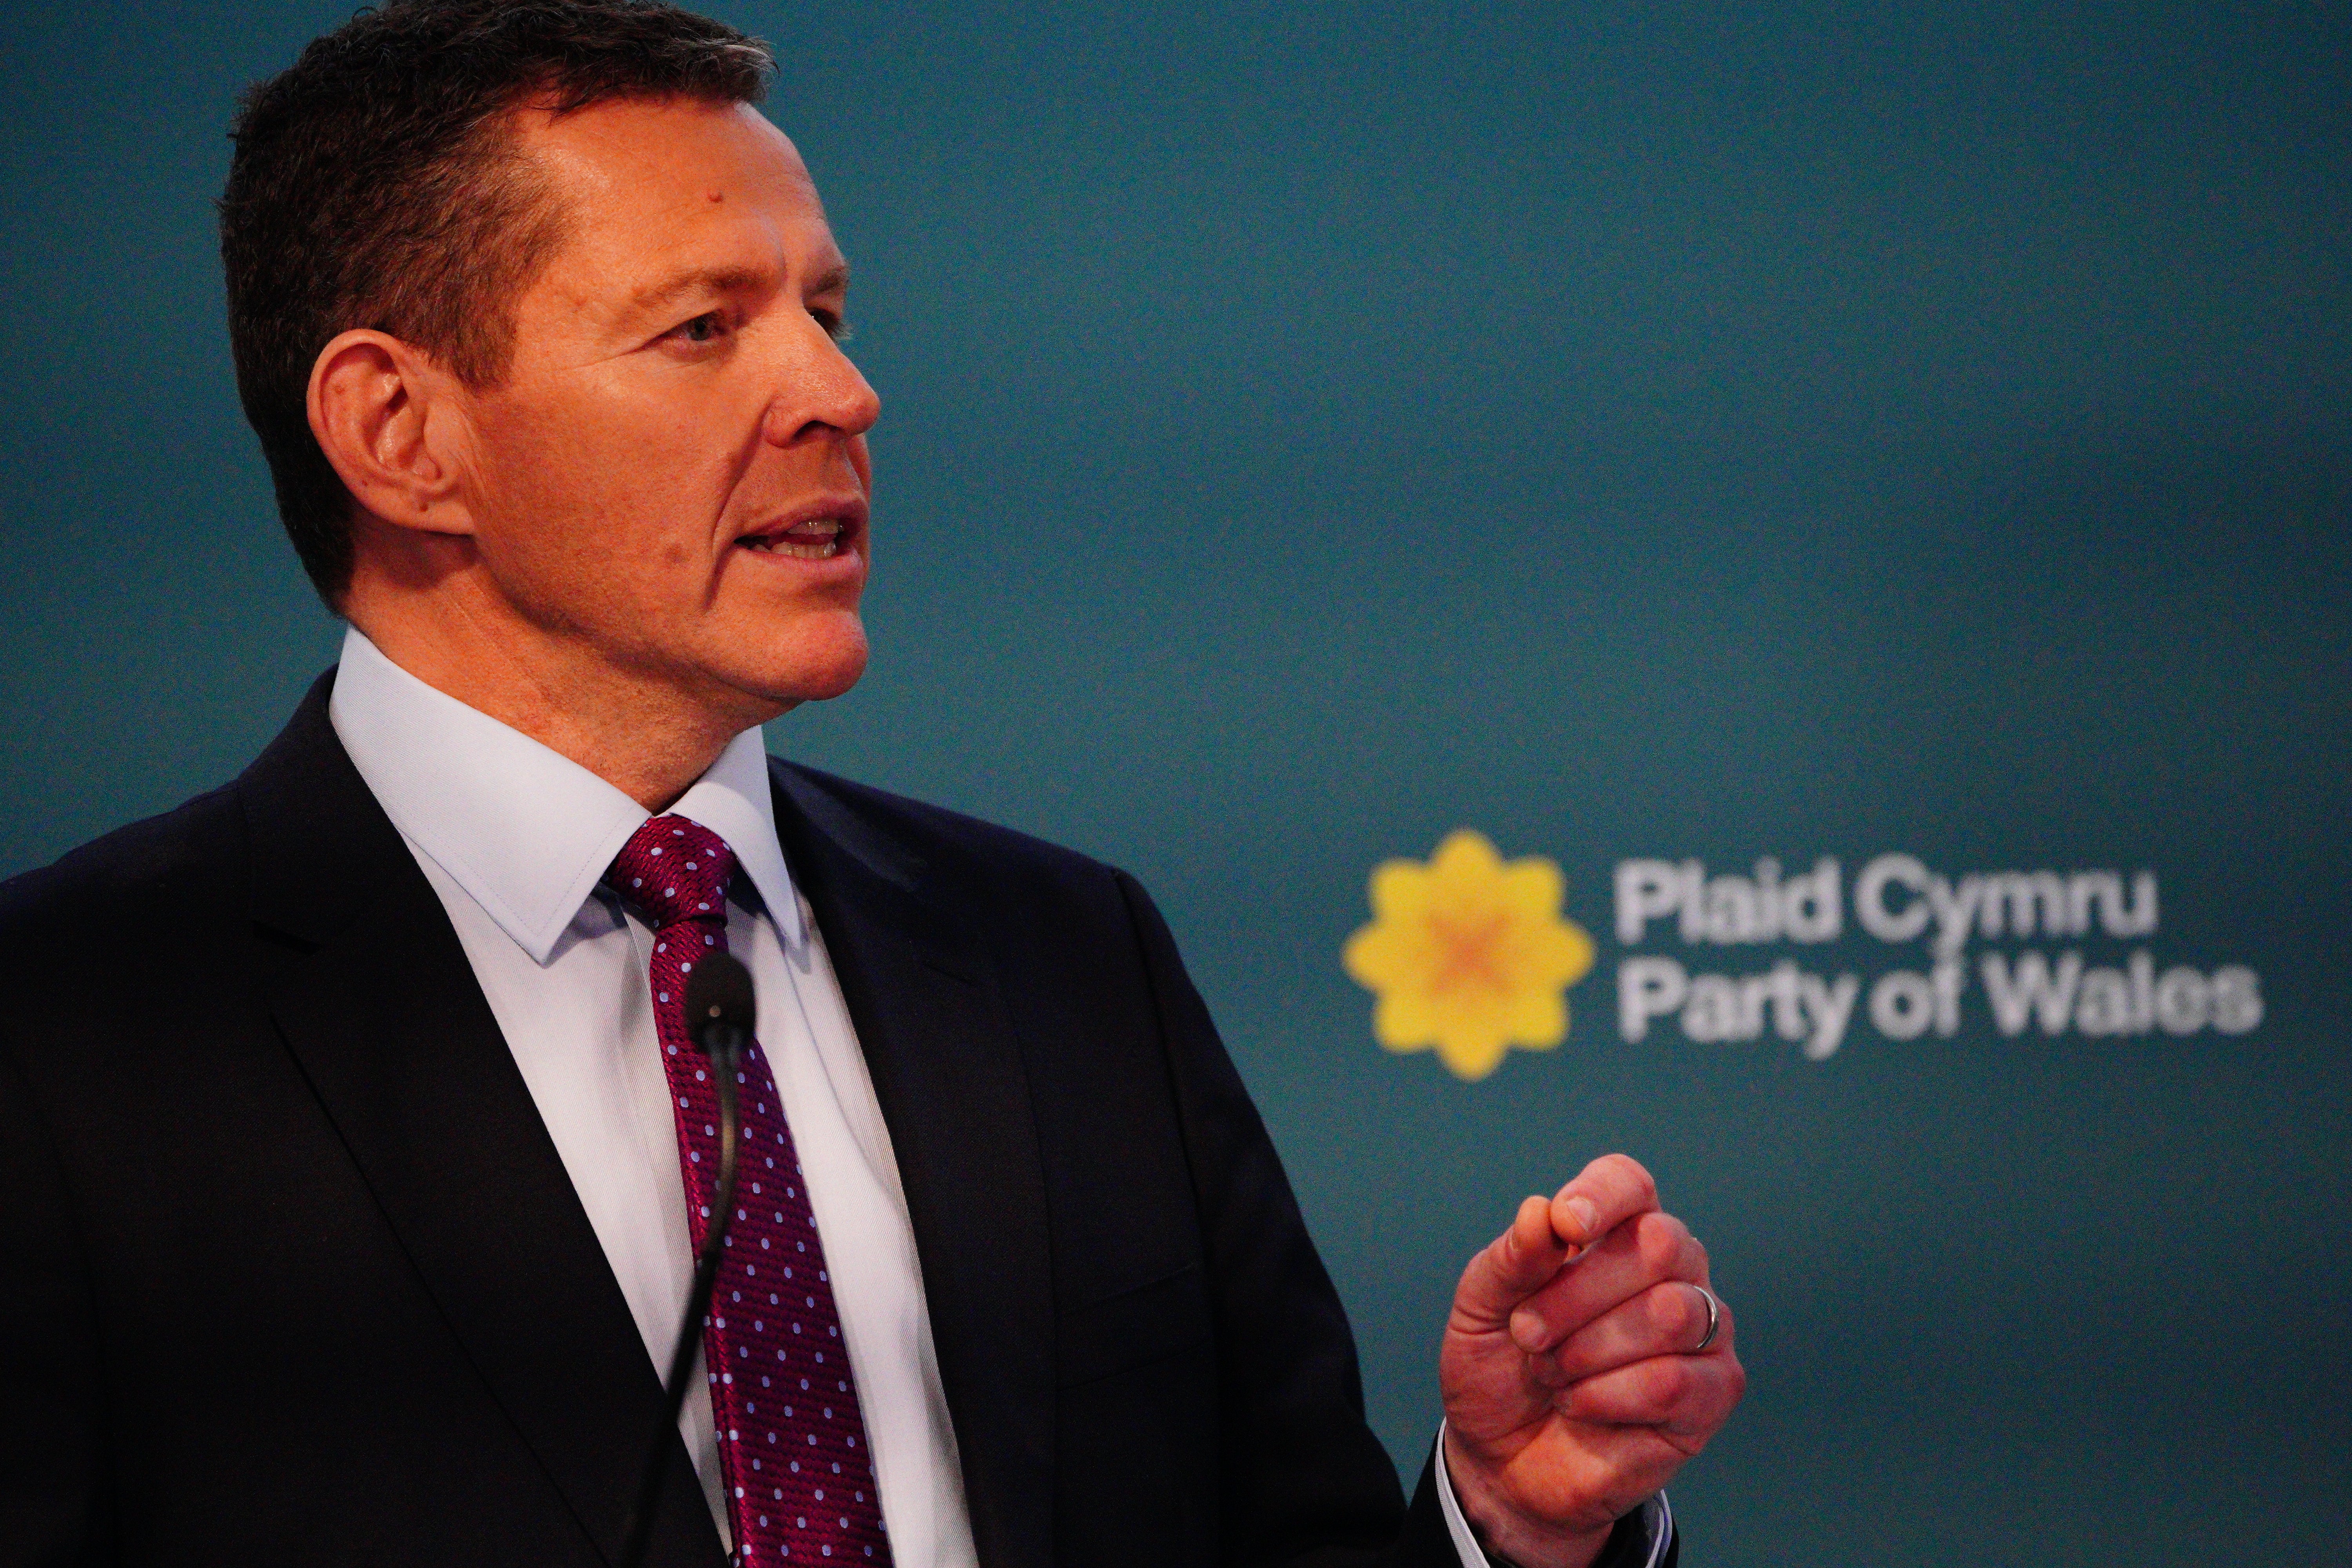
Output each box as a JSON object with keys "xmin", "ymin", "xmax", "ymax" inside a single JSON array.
[{"xmin": 343, "ymin": 552, "xmax": 756, "ymax": 815}]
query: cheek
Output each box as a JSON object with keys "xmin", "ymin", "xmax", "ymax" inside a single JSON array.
[{"xmin": 469, "ymin": 390, "xmax": 740, "ymax": 589}]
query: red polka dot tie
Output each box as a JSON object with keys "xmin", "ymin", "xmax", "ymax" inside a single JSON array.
[{"xmin": 606, "ymin": 816, "xmax": 893, "ymax": 1567}]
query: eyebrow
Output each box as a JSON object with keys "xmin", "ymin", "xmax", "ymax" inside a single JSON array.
[
  {"xmin": 628, "ymin": 260, "xmax": 851, "ymax": 314},
  {"xmin": 629, "ymin": 265, "xmax": 768, "ymax": 314}
]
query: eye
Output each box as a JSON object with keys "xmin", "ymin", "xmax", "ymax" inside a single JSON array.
[
  {"xmin": 663, "ymin": 311, "xmax": 731, "ymax": 347},
  {"xmin": 811, "ymin": 307, "xmax": 853, "ymax": 345}
]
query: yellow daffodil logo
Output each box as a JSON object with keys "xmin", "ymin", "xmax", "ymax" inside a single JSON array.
[{"xmin": 1341, "ymin": 830, "xmax": 1596, "ymax": 1082}]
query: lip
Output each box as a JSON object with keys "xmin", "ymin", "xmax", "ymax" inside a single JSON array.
[
  {"xmin": 730, "ymin": 494, "xmax": 870, "ymax": 576},
  {"xmin": 733, "ymin": 494, "xmax": 869, "ymax": 548}
]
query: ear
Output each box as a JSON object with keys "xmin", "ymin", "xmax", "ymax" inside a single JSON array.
[{"xmin": 306, "ymin": 329, "xmax": 476, "ymax": 535}]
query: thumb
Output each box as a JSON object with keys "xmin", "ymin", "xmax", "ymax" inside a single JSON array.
[{"xmin": 1452, "ymin": 1194, "xmax": 1575, "ymax": 1330}]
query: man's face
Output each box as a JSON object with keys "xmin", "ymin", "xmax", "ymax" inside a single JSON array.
[{"xmin": 447, "ymin": 96, "xmax": 878, "ymax": 721}]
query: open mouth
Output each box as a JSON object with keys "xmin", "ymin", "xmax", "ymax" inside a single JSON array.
[{"xmin": 739, "ymin": 516, "xmax": 851, "ymax": 561}]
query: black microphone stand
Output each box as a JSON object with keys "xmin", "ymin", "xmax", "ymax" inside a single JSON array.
[{"xmin": 618, "ymin": 955, "xmax": 754, "ymax": 1568}]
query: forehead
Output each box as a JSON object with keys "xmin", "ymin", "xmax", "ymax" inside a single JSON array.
[{"xmin": 512, "ymin": 96, "xmax": 838, "ymax": 282}]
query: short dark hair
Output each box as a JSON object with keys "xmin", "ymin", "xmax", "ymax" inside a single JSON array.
[{"xmin": 219, "ymin": 0, "xmax": 773, "ymax": 606}]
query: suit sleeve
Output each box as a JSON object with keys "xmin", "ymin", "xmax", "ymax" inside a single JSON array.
[
  {"xmin": 1112, "ymin": 874, "xmax": 1687, "ymax": 1568},
  {"xmin": 0, "ymin": 1040, "xmax": 111, "ymax": 1565},
  {"xmin": 1112, "ymin": 870, "xmax": 1458, "ymax": 1568}
]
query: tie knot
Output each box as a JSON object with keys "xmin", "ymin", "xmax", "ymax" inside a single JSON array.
[{"xmin": 606, "ymin": 815, "xmax": 737, "ymax": 931}]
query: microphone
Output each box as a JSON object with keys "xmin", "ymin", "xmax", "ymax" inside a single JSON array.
[{"xmin": 618, "ymin": 951, "xmax": 756, "ymax": 1568}]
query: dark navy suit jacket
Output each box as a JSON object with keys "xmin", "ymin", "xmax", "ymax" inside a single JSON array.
[{"xmin": 0, "ymin": 673, "xmax": 1668, "ymax": 1568}]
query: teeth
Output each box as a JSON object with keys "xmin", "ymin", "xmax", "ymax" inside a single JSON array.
[{"xmin": 743, "ymin": 518, "xmax": 845, "ymax": 561}]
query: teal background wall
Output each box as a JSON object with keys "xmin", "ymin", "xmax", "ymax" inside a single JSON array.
[{"xmin": 3, "ymin": 3, "xmax": 2347, "ymax": 1562}]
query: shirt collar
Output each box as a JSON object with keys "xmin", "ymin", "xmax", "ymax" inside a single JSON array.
[{"xmin": 327, "ymin": 626, "xmax": 804, "ymax": 964}]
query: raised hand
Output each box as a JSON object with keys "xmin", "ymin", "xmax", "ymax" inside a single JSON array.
[{"xmin": 1438, "ymin": 1154, "xmax": 1744, "ymax": 1568}]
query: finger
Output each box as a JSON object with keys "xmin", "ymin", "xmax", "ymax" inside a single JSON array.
[
  {"xmin": 1452, "ymin": 1194, "xmax": 1577, "ymax": 1328},
  {"xmin": 1510, "ymin": 1210, "xmax": 1702, "ymax": 1352},
  {"xmin": 1556, "ymin": 1349, "xmax": 1747, "ymax": 1444},
  {"xmin": 1548, "ymin": 1152, "xmax": 1660, "ymax": 1252},
  {"xmin": 1536, "ymin": 1279, "xmax": 1735, "ymax": 1383}
]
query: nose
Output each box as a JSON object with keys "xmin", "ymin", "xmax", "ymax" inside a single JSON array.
[{"xmin": 761, "ymin": 317, "xmax": 880, "ymax": 450}]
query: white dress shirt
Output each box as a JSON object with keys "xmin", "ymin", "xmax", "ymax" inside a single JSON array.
[
  {"xmin": 326, "ymin": 625, "xmax": 1655, "ymax": 1568},
  {"xmin": 328, "ymin": 627, "xmax": 976, "ymax": 1566}
]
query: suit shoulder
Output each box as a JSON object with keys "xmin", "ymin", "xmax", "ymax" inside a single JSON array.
[
  {"xmin": 768, "ymin": 757, "xmax": 1128, "ymax": 894},
  {"xmin": 0, "ymin": 780, "xmax": 246, "ymax": 950}
]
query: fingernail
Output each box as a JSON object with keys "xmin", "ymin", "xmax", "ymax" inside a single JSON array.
[
  {"xmin": 1563, "ymin": 1196, "xmax": 1599, "ymax": 1238},
  {"xmin": 1509, "ymin": 1308, "xmax": 1547, "ymax": 1351}
]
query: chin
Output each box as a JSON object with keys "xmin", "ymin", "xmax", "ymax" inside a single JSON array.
[{"xmin": 746, "ymin": 613, "xmax": 869, "ymax": 707}]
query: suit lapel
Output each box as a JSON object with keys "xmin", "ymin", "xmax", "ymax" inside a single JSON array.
[
  {"xmin": 769, "ymin": 763, "xmax": 1056, "ymax": 1568},
  {"xmin": 241, "ymin": 674, "xmax": 725, "ymax": 1568}
]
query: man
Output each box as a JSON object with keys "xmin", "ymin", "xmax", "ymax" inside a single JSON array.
[{"xmin": 0, "ymin": 3, "xmax": 1742, "ymax": 1564}]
